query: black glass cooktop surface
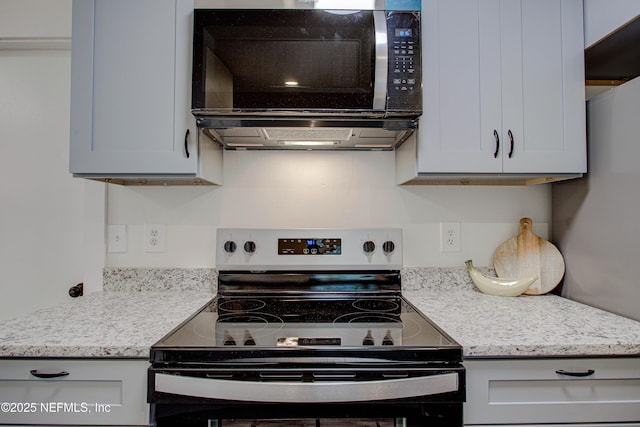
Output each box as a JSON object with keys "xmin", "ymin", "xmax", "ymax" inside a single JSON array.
[
  {"xmin": 151, "ymin": 271, "xmax": 462, "ymax": 364},
  {"xmin": 152, "ymin": 295, "xmax": 459, "ymax": 358}
]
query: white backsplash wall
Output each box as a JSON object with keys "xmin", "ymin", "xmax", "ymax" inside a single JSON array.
[{"xmin": 107, "ymin": 149, "xmax": 551, "ymax": 268}]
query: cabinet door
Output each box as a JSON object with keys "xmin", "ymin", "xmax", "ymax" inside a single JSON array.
[
  {"xmin": 0, "ymin": 359, "xmax": 148, "ymax": 425},
  {"xmin": 500, "ymin": 0, "xmax": 586, "ymax": 174},
  {"xmin": 417, "ymin": 0, "xmax": 503, "ymax": 173},
  {"xmin": 70, "ymin": 0, "xmax": 197, "ymax": 176},
  {"xmin": 464, "ymin": 358, "xmax": 640, "ymax": 425},
  {"xmin": 416, "ymin": 0, "xmax": 586, "ymax": 176}
]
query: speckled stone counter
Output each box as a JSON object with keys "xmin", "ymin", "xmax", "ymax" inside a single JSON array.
[
  {"xmin": 102, "ymin": 267, "xmax": 217, "ymax": 292},
  {"xmin": 1, "ymin": 267, "xmax": 640, "ymax": 359},
  {"xmin": 0, "ymin": 291, "xmax": 213, "ymax": 358},
  {"xmin": 405, "ymin": 289, "xmax": 640, "ymax": 358},
  {"xmin": 402, "ymin": 267, "xmax": 640, "ymax": 358}
]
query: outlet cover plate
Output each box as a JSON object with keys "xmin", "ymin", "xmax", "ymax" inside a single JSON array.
[
  {"xmin": 441, "ymin": 222, "xmax": 461, "ymax": 252},
  {"xmin": 144, "ymin": 224, "xmax": 166, "ymax": 253},
  {"xmin": 107, "ymin": 224, "xmax": 127, "ymax": 253}
]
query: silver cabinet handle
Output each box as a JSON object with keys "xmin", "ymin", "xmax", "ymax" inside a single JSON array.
[{"xmin": 155, "ymin": 372, "xmax": 459, "ymax": 403}]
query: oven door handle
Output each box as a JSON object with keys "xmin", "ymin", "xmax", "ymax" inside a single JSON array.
[
  {"xmin": 154, "ymin": 372, "xmax": 458, "ymax": 403},
  {"xmin": 373, "ymin": 10, "xmax": 388, "ymax": 111}
]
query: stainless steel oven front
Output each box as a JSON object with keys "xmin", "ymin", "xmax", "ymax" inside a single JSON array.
[
  {"xmin": 148, "ymin": 228, "xmax": 464, "ymax": 427},
  {"xmin": 149, "ymin": 360, "xmax": 463, "ymax": 426}
]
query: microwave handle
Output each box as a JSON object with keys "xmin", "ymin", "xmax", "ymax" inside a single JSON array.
[{"xmin": 373, "ymin": 11, "xmax": 388, "ymax": 110}]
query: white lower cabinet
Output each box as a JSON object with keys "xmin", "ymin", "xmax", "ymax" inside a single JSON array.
[
  {"xmin": 0, "ymin": 359, "xmax": 148, "ymax": 426},
  {"xmin": 464, "ymin": 358, "xmax": 640, "ymax": 426}
]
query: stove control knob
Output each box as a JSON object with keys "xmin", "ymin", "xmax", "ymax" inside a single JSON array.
[
  {"xmin": 382, "ymin": 240, "xmax": 395, "ymax": 255},
  {"xmin": 223, "ymin": 331, "xmax": 236, "ymax": 346},
  {"xmin": 243, "ymin": 331, "xmax": 256, "ymax": 346},
  {"xmin": 382, "ymin": 331, "xmax": 394, "ymax": 346},
  {"xmin": 223, "ymin": 240, "xmax": 237, "ymax": 254},
  {"xmin": 362, "ymin": 240, "xmax": 376, "ymax": 254},
  {"xmin": 362, "ymin": 330, "xmax": 375, "ymax": 346},
  {"xmin": 244, "ymin": 241, "xmax": 256, "ymax": 254}
]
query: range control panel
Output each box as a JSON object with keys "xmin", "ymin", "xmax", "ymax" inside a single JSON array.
[
  {"xmin": 216, "ymin": 228, "xmax": 402, "ymax": 271},
  {"xmin": 278, "ymin": 238, "xmax": 342, "ymax": 255}
]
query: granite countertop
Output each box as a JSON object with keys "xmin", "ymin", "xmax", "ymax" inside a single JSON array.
[
  {"xmin": 405, "ymin": 289, "xmax": 640, "ymax": 358},
  {"xmin": 1, "ymin": 267, "xmax": 639, "ymax": 359},
  {"xmin": 402, "ymin": 267, "xmax": 640, "ymax": 358},
  {"xmin": 0, "ymin": 291, "xmax": 213, "ymax": 358}
]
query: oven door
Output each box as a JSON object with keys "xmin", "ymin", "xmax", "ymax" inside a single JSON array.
[{"xmin": 148, "ymin": 363, "xmax": 464, "ymax": 427}]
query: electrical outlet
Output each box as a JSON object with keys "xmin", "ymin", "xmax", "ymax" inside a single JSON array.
[
  {"xmin": 107, "ymin": 225, "xmax": 127, "ymax": 253},
  {"xmin": 144, "ymin": 224, "xmax": 166, "ymax": 253},
  {"xmin": 441, "ymin": 222, "xmax": 461, "ymax": 252}
]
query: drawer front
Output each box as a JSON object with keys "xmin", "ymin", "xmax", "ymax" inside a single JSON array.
[
  {"xmin": 0, "ymin": 359, "xmax": 148, "ymax": 425},
  {"xmin": 464, "ymin": 358, "xmax": 640, "ymax": 425}
]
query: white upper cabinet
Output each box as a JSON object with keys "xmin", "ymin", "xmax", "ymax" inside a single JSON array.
[
  {"xmin": 397, "ymin": 0, "xmax": 586, "ymax": 184},
  {"xmin": 69, "ymin": 0, "xmax": 221, "ymax": 185}
]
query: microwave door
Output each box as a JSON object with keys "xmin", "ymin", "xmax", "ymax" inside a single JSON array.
[{"xmin": 193, "ymin": 10, "xmax": 380, "ymax": 112}]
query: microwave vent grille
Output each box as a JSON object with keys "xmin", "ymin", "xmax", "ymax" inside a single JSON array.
[{"xmin": 262, "ymin": 128, "xmax": 353, "ymax": 142}]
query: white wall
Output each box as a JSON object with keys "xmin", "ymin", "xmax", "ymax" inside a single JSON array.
[
  {"xmin": 0, "ymin": 0, "xmax": 553, "ymax": 324},
  {"xmin": 0, "ymin": 49, "xmax": 81, "ymax": 323},
  {"xmin": 583, "ymin": 0, "xmax": 640, "ymax": 47},
  {"xmin": 107, "ymin": 149, "xmax": 551, "ymax": 268},
  {"xmin": 553, "ymin": 77, "xmax": 640, "ymax": 322},
  {"xmin": 0, "ymin": 0, "xmax": 72, "ymax": 39},
  {"xmin": 0, "ymin": 0, "xmax": 104, "ymax": 322}
]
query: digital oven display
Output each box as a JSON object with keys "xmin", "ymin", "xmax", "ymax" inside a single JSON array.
[{"xmin": 278, "ymin": 238, "xmax": 342, "ymax": 255}]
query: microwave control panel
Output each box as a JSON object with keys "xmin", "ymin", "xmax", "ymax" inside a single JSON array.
[{"xmin": 386, "ymin": 12, "xmax": 421, "ymax": 112}]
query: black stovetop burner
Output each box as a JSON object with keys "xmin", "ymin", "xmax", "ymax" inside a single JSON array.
[
  {"xmin": 150, "ymin": 271, "xmax": 461, "ymax": 364},
  {"xmin": 216, "ymin": 295, "xmax": 402, "ymax": 322}
]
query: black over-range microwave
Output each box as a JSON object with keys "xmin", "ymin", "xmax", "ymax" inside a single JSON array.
[{"xmin": 191, "ymin": 1, "xmax": 422, "ymax": 120}]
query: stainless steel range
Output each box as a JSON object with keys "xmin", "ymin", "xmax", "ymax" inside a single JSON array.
[{"xmin": 148, "ymin": 228, "xmax": 464, "ymax": 427}]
